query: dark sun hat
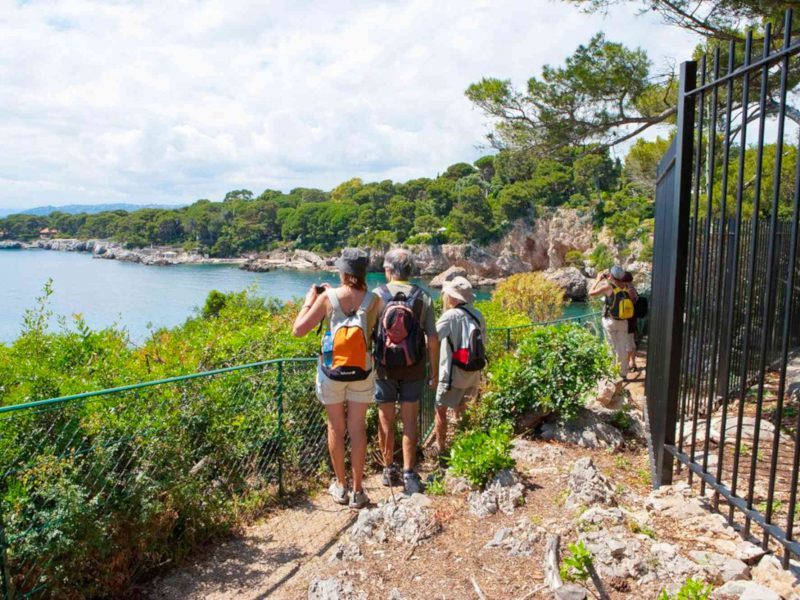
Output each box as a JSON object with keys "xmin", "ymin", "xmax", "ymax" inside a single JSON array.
[{"xmin": 335, "ymin": 248, "xmax": 369, "ymax": 279}]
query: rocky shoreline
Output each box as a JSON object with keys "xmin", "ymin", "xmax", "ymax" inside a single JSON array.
[
  {"xmin": 0, "ymin": 238, "xmax": 246, "ymax": 267},
  {"xmin": 1, "ymin": 210, "xmax": 652, "ymax": 300}
]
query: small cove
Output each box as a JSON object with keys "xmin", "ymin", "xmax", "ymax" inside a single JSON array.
[{"xmin": 1, "ymin": 249, "xmax": 593, "ymax": 343}]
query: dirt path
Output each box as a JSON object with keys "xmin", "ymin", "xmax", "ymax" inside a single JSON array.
[{"xmin": 146, "ymin": 474, "xmax": 398, "ymax": 599}]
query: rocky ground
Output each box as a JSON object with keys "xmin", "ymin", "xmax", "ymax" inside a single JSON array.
[{"xmin": 143, "ymin": 360, "xmax": 800, "ymax": 600}]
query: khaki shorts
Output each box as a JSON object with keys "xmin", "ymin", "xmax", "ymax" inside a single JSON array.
[
  {"xmin": 436, "ymin": 386, "xmax": 477, "ymax": 409},
  {"xmin": 316, "ymin": 365, "xmax": 376, "ymax": 405}
]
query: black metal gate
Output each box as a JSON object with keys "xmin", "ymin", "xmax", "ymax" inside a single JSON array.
[{"xmin": 647, "ymin": 10, "xmax": 800, "ymax": 566}]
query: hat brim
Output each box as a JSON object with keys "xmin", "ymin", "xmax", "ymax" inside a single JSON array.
[
  {"xmin": 334, "ymin": 257, "xmax": 365, "ymax": 278},
  {"xmin": 443, "ymin": 286, "xmax": 474, "ymax": 305}
]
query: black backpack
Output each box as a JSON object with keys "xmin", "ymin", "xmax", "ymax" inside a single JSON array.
[
  {"xmin": 634, "ymin": 296, "xmax": 648, "ymax": 319},
  {"xmin": 374, "ymin": 285, "xmax": 426, "ymax": 369},
  {"xmin": 450, "ymin": 306, "xmax": 487, "ymax": 372}
]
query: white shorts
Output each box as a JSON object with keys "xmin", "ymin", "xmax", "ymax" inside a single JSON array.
[{"xmin": 315, "ymin": 365, "xmax": 376, "ymax": 405}]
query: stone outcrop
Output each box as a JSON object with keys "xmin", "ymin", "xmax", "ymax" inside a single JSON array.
[
  {"xmin": 565, "ymin": 457, "xmax": 616, "ymax": 510},
  {"xmin": 467, "ymin": 469, "xmax": 526, "ymax": 517},
  {"xmin": 543, "ymin": 267, "xmax": 590, "ymax": 301},
  {"xmin": 348, "ymin": 493, "xmax": 440, "ymax": 545},
  {"xmin": 429, "ymin": 265, "xmax": 468, "ymax": 288}
]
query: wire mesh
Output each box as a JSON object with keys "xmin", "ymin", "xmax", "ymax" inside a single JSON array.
[{"xmin": 0, "ymin": 310, "xmax": 610, "ymax": 598}]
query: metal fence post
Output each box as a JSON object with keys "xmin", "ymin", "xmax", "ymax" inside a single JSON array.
[
  {"xmin": 505, "ymin": 328, "xmax": 511, "ymax": 351},
  {"xmin": 276, "ymin": 361, "xmax": 284, "ymax": 497},
  {"xmin": 646, "ymin": 60, "xmax": 696, "ymax": 488}
]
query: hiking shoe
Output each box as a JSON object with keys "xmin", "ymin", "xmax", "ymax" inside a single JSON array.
[
  {"xmin": 403, "ymin": 470, "xmax": 423, "ymax": 495},
  {"xmin": 349, "ymin": 489, "xmax": 370, "ymax": 509},
  {"xmin": 381, "ymin": 463, "xmax": 401, "ymax": 487},
  {"xmin": 329, "ymin": 481, "xmax": 349, "ymax": 505}
]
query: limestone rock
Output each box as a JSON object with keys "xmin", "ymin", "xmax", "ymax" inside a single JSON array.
[
  {"xmin": 510, "ymin": 439, "xmax": 565, "ymax": 466},
  {"xmin": 591, "ymin": 378, "xmax": 624, "ymax": 408},
  {"xmin": 689, "ymin": 550, "xmax": 750, "ymax": 584},
  {"xmin": 483, "ymin": 518, "xmax": 544, "ymax": 557},
  {"xmin": 467, "ymin": 469, "xmax": 525, "ymax": 517},
  {"xmin": 711, "ymin": 580, "xmax": 781, "ymax": 600},
  {"xmin": 429, "ymin": 265, "xmax": 468, "ymax": 288},
  {"xmin": 543, "ymin": 267, "xmax": 589, "ymax": 301},
  {"xmin": 348, "ymin": 494, "xmax": 440, "ymax": 544},
  {"xmin": 330, "ymin": 541, "xmax": 363, "ymax": 563},
  {"xmin": 752, "ymin": 555, "xmax": 800, "ymax": 599},
  {"xmin": 307, "ymin": 577, "xmax": 367, "ymax": 600},
  {"xmin": 541, "ymin": 409, "xmax": 625, "ymax": 451},
  {"xmin": 565, "ymin": 457, "xmax": 615, "ymax": 510}
]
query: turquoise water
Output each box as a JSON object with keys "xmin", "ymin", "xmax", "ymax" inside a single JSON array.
[{"xmin": 0, "ymin": 249, "xmax": 592, "ymax": 343}]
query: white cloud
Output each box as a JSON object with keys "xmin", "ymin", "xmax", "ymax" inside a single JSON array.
[{"xmin": 0, "ymin": 0, "xmax": 699, "ymax": 209}]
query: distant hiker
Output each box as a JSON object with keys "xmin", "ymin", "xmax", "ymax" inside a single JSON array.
[
  {"xmin": 589, "ymin": 265, "xmax": 637, "ymax": 379},
  {"xmin": 622, "ymin": 270, "xmax": 640, "ymax": 374},
  {"xmin": 373, "ymin": 248, "xmax": 439, "ymax": 495},
  {"xmin": 292, "ymin": 248, "xmax": 380, "ymax": 509},
  {"xmin": 434, "ymin": 276, "xmax": 486, "ymax": 459}
]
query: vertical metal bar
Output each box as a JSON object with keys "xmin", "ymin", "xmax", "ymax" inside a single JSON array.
[
  {"xmin": 728, "ymin": 30, "xmax": 757, "ymax": 522},
  {"xmin": 699, "ymin": 49, "xmax": 722, "ymax": 496},
  {"xmin": 276, "ymin": 361, "xmax": 285, "ymax": 497},
  {"xmin": 687, "ymin": 55, "xmax": 708, "ymax": 485},
  {"xmin": 713, "ymin": 39, "xmax": 739, "ymax": 510},
  {"xmin": 761, "ymin": 10, "xmax": 795, "ymax": 550},
  {"xmin": 506, "ymin": 328, "xmax": 511, "ymax": 351},
  {"xmin": 741, "ymin": 23, "xmax": 775, "ymax": 538},
  {"xmin": 785, "ymin": 128, "xmax": 800, "ymax": 564},
  {"xmin": 651, "ymin": 60, "xmax": 697, "ymax": 487}
]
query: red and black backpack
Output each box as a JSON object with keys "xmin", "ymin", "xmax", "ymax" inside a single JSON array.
[{"xmin": 374, "ymin": 285, "xmax": 426, "ymax": 369}]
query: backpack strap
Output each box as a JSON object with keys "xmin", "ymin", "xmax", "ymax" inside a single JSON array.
[
  {"xmin": 456, "ymin": 305, "xmax": 481, "ymax": 327},
  {"xmin": 376, "ymin": 284, "xmax": 394, "ymax": 303}
]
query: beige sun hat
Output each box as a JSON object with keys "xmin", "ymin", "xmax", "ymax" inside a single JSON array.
[{"xmin": 442, "ymin": 276, "xmax": 475, "ymax": 304}]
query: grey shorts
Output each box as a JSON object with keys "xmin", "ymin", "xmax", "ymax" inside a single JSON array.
[
  {"xmin": 436, "ymin": 386, "xmax": 477, "ymax": 409},
  {"xmin": 375, "ymin": 378, "xmax": 425, "ymax": 404}
]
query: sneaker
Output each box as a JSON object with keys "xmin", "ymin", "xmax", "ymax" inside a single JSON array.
[
  {"xmin": 329, "ymin": 480, "xmax": 349, "ymax": 505},
  {"xmin": 349, "ymin": 489, "xmax": 370, "ymax": 509},
  {"xmin": 381, "ymin": 463, "xmax": 401, "ymax": 487},
  {"xmin": 403, "ymin": 470, "xmax": 423, "ymax": 495}
]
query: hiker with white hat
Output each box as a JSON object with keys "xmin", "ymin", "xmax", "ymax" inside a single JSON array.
[
  {"xmin": 434, "ymin": 276, "xmax": 487, "ymax": 459},
  {"xmin": 588, "ymin": 264, "xmax": 638, "ymax": 380}
]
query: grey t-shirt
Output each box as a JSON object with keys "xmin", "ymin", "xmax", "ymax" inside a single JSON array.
[
  {"xmin": 374, "ymin": 281, "xmax": 438, "ymax": 381},
  {"xmin": 436, "ymin": 304, "xmax": 486, "ymax": 396}
]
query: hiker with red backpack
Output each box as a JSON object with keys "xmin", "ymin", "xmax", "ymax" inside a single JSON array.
[
  {"xmin": 292, "ymin": 248, "xmax": 381, "ymax": 509},
  {"xmin": 373, "ymin": 249, "xmax": 439, "ymax": 495},
  {"xmin": 434, "ymin": 276, "xmax": 486, "ymax": 459}
]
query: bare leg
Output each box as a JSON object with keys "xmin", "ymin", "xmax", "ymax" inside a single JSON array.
[
  {"xmin": 435, "ymin": 406, "xmax": 449, "ymax": 454},
  {"xmin": 347, "ymin": 401, "xmax": 370, "ymax": 492},
  {"xmin": 400, "ymin": 400, "xmax": 419, "ymax": 471},
  {"xmin": 325, "ymin": 403, "xmax": 347, "ymax": 487},
  {"xmin": 377, "ymin": 402, "xmax": 396, "ymax": 468}
]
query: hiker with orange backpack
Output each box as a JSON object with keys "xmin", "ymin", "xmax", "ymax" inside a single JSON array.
[
  {"xmin": 292, "ymin": 248, "xmax": 381, "ymax": 509},
  {"xmin": 589, "ymin": 264, "xmax": 637, "ymax": 380},
  {"xmin": 373, "ymin": 249, "xmax": 439, "ymax": 495}
]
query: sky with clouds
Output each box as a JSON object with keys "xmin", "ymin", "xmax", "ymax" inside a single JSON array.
[{"xmin": 0, "ymin": 0, "xmax": 700, "ymax": 210}]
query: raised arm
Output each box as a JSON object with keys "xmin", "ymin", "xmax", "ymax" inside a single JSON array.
[
  {"xmin": 292, "ymin": 284, "xmax": 329, "ymax": 337},
  {"xmin": 588, "ymin": 274, "xmax": 611, "ymax": 298}
]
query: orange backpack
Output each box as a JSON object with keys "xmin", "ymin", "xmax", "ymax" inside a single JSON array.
[{"xmin": 320, "ymin": 289, "xmax": 374, "ymax": 381}]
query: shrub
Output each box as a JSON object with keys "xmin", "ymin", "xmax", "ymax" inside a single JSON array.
[
  {"xmin": 589, "ymin": 243, "xmax": 615, "ymax": 271},
  {"xmin": 474, "ymin": 299, "xmax": 531, "ymax": 358},
  {"xmin": 657, "ymin": 578, "xmax": 713, "ymax": 600},
  {"xmin": 564, "ymin": 249, "xmax": 586, "ymax": 267},
  {"xmin": 560, "ymin": 540, "xmax": 594, "ymax": 582},
  {"xmin": 479, "ymin": 324, "xmax": 613, "ymax": 426},
  {"xmin": 448, "ymin": 424, "xmax": 515, "ymax": 488},
  {"xmin": 492, "ymin": 272, "xmax": 565, "ymax": 323}
]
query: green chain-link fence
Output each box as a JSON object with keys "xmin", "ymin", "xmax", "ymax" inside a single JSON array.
[{"xmin": 0, "ymin": 311, "xmax": 604, "ymax": 599}]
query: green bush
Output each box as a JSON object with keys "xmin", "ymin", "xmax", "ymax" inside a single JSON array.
[
  {"xmin": 658, "ymin": 578, "xmax": 713, "ymax": 600},
  {"xmin": 448, "ymin": 424, "xmax": 516, "ymax": 488},
  {"xmin": 589, "ymin": 243, "xmax": 615, "ymax": 271},
  {"xmin": 559, "ymin": 540, "xmax": 594, "ymax": 582},
  {"xmin": 478, "ymin": 324, "xmax": 613, "ymax": 427},
  {"xmin": 564, "ymin": 249, "xmax": 585, "ymax": 267}
]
